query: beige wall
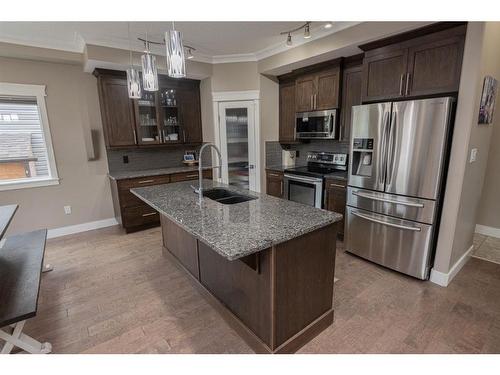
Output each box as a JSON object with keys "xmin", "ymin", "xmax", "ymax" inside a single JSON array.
[
  {"xmin": 0, "ymin": 56, "xmax": 114, "ymax": 235},
  {"xmin": 433, "ymin": 22, "xmax": 500, "ymax": 273},
  {"xmin": 211, "ymin": 62, "xmax": 259, "ymax": 92},
  {"xmin": 476, "ymin": 26, "xmax": 500, "ymax": 229}
]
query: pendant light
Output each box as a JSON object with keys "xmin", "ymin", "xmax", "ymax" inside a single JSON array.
[
  {"xmin": 141, "ymin": 31, "xmax": 159, "ymax": 91},
  {"xmin": 126, "ymin": 23, "xmax": 141, "ymax": 99},
  {"xmin": 165, "ymin": 22, "xmax": 186, "ymax": 78}
]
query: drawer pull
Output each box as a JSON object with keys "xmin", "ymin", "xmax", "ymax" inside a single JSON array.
[
  {"xmin": 268, "ymin": 173, "xmax": 281, "ymax": 177},
  {"xmin": 185, "ymin": 174, "xmax": 199, "ymax": 178},
  {"xmin": 328, "ymin": 183, "xmax": 345, "ymax": 188},
  {"xmin": 352, "ymin": 210, "xmax": 421, "ymax": 232},
  {"xmin": 142, "ymin": 212, "xmax": 157, "ymax": 217},
  {"xmin": 352, "ymin": 190, "xmax": 424, "ymax": 208},
  {"xmin": 138, "ymin": 179, "xmax": 155, "ymax": 184}
]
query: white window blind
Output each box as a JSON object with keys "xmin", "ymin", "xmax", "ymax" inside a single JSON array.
[{"xmin": 0, "ymin": 83, "xmax": 59, "ymax": 190}]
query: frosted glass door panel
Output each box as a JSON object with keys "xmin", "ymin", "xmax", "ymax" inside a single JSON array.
[{"xmin": 225, "ymin": 108, "xmax": 249, "ymax": 189}]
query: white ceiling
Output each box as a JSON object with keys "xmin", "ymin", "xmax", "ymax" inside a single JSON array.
[{"xmin": 0, "ymin": 21, "xmax": 359, "ymax": 63}]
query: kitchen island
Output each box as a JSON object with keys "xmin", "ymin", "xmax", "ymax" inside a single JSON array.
[{"xmin": 132, "ymin": 179, "xmax": 342, "ymax": 353}]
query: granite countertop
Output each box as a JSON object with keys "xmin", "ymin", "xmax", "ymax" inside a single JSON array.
[
  {"xmin": 108, "ymin": 166, "xmax": 212, "ymax": 180},
  {"xmin": 131, "ymin": 180, "xmax": 342, "ymax": 261}
]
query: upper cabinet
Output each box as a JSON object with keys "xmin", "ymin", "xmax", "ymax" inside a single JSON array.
[
  {"xmin": 96, "ymin": 73, "xmax": 137, "ymax": 147},
  {"xmin": 360, "ymin": 24, "xmax": 466, "ymax": 102},
  {"xmin": 279, "ymin": 80, "xmax": 296, "ymax": 143},
  {"xmin": 94, "ymin": 69, "xmax": 203, "ymax": 149},
  {"xmin": 340, "ymin": 56, "xmax": 363, "ymax": 142},
  {"xmin": 295, "ymin": 65, "xmax": 340, "ymax": 112}
]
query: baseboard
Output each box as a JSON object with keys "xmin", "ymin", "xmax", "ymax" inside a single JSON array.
[
  {"xmin": 47, "ymin": 217, "xmax": 119, "ymax": 239},
  {"xmin": 429, "ymin": 244, "xmax": 474, "ymax": 287},
  {"xmin": 475, "ymin": 224, "xmax": 500, "ymax": 239}
]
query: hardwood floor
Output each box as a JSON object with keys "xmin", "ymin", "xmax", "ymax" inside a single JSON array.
[{"xmin": 20, "ymin": 225, "xmax": 500, "ymax": 354}]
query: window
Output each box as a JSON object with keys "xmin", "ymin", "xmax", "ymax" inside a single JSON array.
[{"xmin": 0, "ymin": 83, "xmax": 59, "ymax": 191}]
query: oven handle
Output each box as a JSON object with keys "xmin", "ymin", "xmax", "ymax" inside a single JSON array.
[
  {"xmin": 351, "ymin": 210, "xmax": 421, "ymax": 232},
  {"xmin": 352, "ymin": 190, "xmax": 424, "ymax": 208},
  {"xmin": 284, "ymin": 174, "xmax": 323, "ymax": 184}
]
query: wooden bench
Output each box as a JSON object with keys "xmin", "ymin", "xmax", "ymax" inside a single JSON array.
[{"xmin": 0, "ymin": 205, "xmax": 52, "ymax": 354}]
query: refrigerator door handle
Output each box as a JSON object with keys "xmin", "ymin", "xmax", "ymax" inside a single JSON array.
[
  {"xmin": 351, "ymin": 210, "xmax": 422, "ymax": 232},
  {"xmin": 386, "ymin": 110, "xmax": 398, "ymax": 186},
  {"xmin": 352, "ymin": 190, "xmax": 424, "ymax": 208},
  {"xmin": 378, "ymin": 111, "xmax": 390, "ymax": 186}
]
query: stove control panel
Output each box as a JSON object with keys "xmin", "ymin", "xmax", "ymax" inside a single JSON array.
[{"xmin": 307, "ymin": 151, "xmax": 348, "ymax": 166}]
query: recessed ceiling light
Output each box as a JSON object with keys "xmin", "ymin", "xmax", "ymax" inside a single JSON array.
[{"xmin": 324, "ymin": 22, "xmax": 333, "ymax": 29}]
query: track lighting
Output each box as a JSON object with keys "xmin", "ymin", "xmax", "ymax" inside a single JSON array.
[
  {"xmin": 280, "ymin": 22, "xmax": 311, "ymax": 47},
  {"xmin": 186, "ymin": 48, "xmax": 194, "ymax": 59}
]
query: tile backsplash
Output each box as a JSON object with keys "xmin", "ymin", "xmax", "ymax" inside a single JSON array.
[
  {"xmin": 107, "ymin": 145, "xmax": 211, "ymax": 173},
  {"xmin": 265, "ymin": 140, "xmax": 350, "ymax": 167}
]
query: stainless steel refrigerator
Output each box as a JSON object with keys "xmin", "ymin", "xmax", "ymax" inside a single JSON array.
[{"xmin": 345, "ymin": 97, "xmax": 454, "ymax": 279}]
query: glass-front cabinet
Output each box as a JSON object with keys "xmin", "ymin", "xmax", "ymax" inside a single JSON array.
[{"xmin": 132, "ymin": 84, "xmax": 184, "ymax": 145}]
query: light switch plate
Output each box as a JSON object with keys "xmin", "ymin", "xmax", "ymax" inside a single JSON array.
[{"xmin": 470, "ymin": 148, "xmax": 478, "ymax": 163}]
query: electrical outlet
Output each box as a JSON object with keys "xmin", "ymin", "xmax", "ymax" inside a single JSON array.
[
  {"xmin": 123, "ymin": 155, "xmax": 129, "ymax": 164},
  {"xmin": 470, "ymin": 148, "xmax": 478, "ymax": 163},
  {"xmin": 64, "ymin": 205, "xmax": 72, "ymax": 215}
]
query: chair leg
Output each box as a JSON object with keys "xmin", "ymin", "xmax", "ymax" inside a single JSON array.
[{"xmin": 0, "ymin": 321, "xmax": 52, "ymax": 354}]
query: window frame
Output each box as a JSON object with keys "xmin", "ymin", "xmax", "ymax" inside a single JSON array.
[{"xmin": 0, "ymin": 82, "xmax": 59, "ymax": 191}]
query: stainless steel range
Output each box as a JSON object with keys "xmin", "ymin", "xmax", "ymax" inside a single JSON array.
[{"xmin": 284, "ymin": 151, "xmax": 348, "ymax": 208}]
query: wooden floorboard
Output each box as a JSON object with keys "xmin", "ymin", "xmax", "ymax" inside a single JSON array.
[{"xmin": 14, "ymin": 225, "xmax": 500, "ymax": 354}]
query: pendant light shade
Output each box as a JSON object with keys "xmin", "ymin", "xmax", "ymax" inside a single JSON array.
[
  {"xmin": 141, "ymin": 52, "xmax": 158, "ymax": 91},
  {"xmin": 165, "ymin": 30, "xmax": 186, "ymax": 78},
  {"xmin": 126, "ymin": 68, "xmax": 142, "ymax": 99}
]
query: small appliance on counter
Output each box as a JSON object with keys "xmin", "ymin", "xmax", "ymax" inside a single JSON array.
[
  {"xmin": 183, "ymin": 150, "xmax": 198, "ymax": 166},
  {"xmin": 283, "ymin": 151, "xmax": 347, "ymax": 208}
]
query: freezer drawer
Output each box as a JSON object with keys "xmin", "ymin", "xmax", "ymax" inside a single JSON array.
[
  {"xmin": 345, "ymin": 207, "xmax": 434, "ymax": 279},
  {"xmin": 347, "ymin": 187, "xmax": 436, "ymax": 224}
]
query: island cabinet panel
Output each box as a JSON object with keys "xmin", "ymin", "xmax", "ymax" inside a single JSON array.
[
  {"xmin": 161, "ymin": 216, "xmax": 199, "ymax": 279},
  {"xmin": 274, "ymin": 223, "xmax": 337, "ymax": 348},
  {"xmin": 266, "ymin": 170, "xmax": 284, "ymax": 198},
  {"xmin": 198, "ymin": 243, "xmax": 273, "ymax": 346}
]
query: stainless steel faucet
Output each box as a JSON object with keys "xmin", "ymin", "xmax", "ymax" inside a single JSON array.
[{"xmin": 195, "ymin": 143, "xmax": 222, "ymax": 205}]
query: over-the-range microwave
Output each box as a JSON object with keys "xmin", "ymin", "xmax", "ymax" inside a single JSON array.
[{"xmin": 295, "ymin": 109, "xmax": 338, "ymax": 139}]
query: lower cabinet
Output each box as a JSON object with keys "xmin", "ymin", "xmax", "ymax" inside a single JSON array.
[
  {"xmin": 110, "ymin": 169, "xmax": 212, "ymax": 233},
  {"xmin": 266, "ymin": 170, "xmax": 284, "ymax": 198},
  {"xmin": 324, "ymin": 177, "xmax": 347, "ymax": 238}
]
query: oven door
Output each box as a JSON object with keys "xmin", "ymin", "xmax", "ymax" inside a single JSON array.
[
  {"xmin": 296, "ymin": 110, "xmax": 337, "ymax": 139},
  {"xmin": 284, "ymin": 174, "xmax": 323, "ymax": 208}
]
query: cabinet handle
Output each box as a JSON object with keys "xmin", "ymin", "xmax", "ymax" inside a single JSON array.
[
  {"xmin": 184, "ymin": 174, "xmax": 199, "ymax": 178},
  {"xmin": 310, "ymin": 95, "xmax": 314, "ymax": 110},
  {"xmin": 142, "ymin": 212, "xmax": 157, "ymax": 217},
  {"xmin": 405, "ymin": 73, "xmax": 411, "ymax": 96},
  {"xmin": 133, "ymin": 130, "xmax": 137, "ymax": 145},
  {"xmin": 268, "ymin": 173, "xmax": 281, "ymax": 177},
  {"xmin": 183, "ymin": 129, "xmax": 186, "ymax": 143},
  {"xmin": 314, "ymin": 94, "xmax": 317, "ymax": 109},
  {"xmin": 138, "ymin": 179, "xmax": 155, "ymax": 184},
  {"xmin": 280, "ymin": 181, "xmax": 283, "ymax": 196},
  {"xmin": 399, "ymin": 74, "xmax": 405, "ymax": 96},
  {"xmin": 328, "ymin": 183, "xmax": 346, "ymax": 188}
]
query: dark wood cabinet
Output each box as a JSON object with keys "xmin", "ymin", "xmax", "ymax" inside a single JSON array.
[
  {"xmin": 94, "ymin": 69, "xmax": 203, "ymax": 149},
  {"xmin": 110, "ymin": 169, "xmax": 212, "ymax": 233},
  {"xmin": 295, "ymin": 66, "xmax": 340, "ymax": 112},
  {"xmin": 324, "ymin": 177, "xmax": 347, "ymax": 238},
  {"xmin": 360, "ymin": 24, "xmax": 466, "ymax": 102},
  {"xmin": 279, "ymin": 81, "xmax": 296, "ymax": 143},
  {"xmin": 96, "ymin": 74, "xmax": 137, "ymax": 147},
  {"xmin": 340, "ymin": 59, "xmax": 363, "ymax": 142},
  {"xmin": 315, "ymin": 67, "xmax": 340, "ymax": 110},
  {"xmin": 295, "ymin": 74, "xmax": 316, "ymax": 112},
  {"xmin": 266, "ymin": 170, "xmax": 284, "ymax": 198},
  {"xmin": 362, "ymin": 49, "xmax": 408, "ymax": 102},
  {"xmin": 406, "ymin": 35, "xmax": 464, "ymax": 97},
  {"xmin": 178, "ymin": 84, "xmax": 203, "ymax": 144}
]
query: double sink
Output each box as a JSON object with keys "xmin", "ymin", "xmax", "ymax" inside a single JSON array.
[{"xmin": 202, "ymin": 188, "xmax": 257, "ymax": 205}]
